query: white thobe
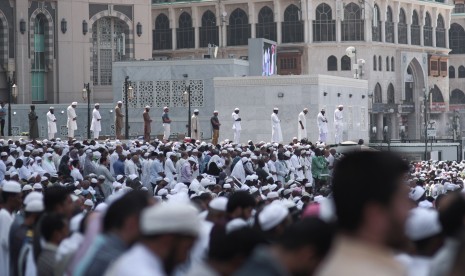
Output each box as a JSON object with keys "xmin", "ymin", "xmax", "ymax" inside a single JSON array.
[
  {"xmin": 164, "ymin": 158, "xmax": 176, "ymax": 182},
  {"xmin": 334, "ymin": 108, "xmax": 344, "ymax": 144},
  {"xmin": 67, "ymin": 106, "xmax": 77, "ymax": 138},
  {"xmin": 105, "ymin": 244, "xmax": 166, "ymax": 276},
  {"xmin": 232, "ymin": 113, "xmax": 241, "ymax": 144},
  {"xmin": 297, "ymin": 111, "xmax": 307, "ymax": 140},
  {"xmin": 90, "ymin": 108, "xmax": 102, "ymax": 139},
  {"xmin": 47, "ymin": 111, "xmax": 57, "ymax": 139},
  {"xmin": 267, "ymin": 160, "xmax": 277, "ymax": 181},
  {"xmin": 109, "ymin": 152, "xmax": 119, "ymax": 176},
  {"xmin": 317, "ymin": 113, "xmax": 328, "ymax": 142},
  {"xmin": 126, "ymin": 160, "xmax": 139, "ymax": 177},
  {"xmin": 290, "ymin": 155, "xmax": 304, "ymax": 179},
  {"xmin": 42, "ymin": 160, "xmax": 57, "ymax": 175},
  {"xmin": 191, "ymin": 115, "xmax": 201, "ymax": 140},
  {"xmin": 231, "ymin": 161, "xmax": 246, "ymax": 182},
  {"xmin": 0, "ymin": 209, "xmax": 14, "ymax": 276},
  {"xmin": 271, "ymin": 113, "xmax": 283, "ymax": 143}
]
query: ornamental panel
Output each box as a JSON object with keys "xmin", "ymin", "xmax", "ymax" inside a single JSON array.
[
  {"xmin": 139, "ymin": 81, "xmax": 155, "ymax": 108},
  {"xmin": 155, "ymin": 80, "xmax": 170, "ymax": 107}
]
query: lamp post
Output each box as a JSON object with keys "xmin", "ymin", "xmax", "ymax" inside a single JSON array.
[
  {"xmin": 423, "ymin": 87, "xmax": 433, "ymax": 160},
  {"xmin": 368, "ymin": 91, "xmax": 375, "ymax": 142},
  {"xmin": 82, "ymin": 83, "xmax": 91, "ymax": 139},
  {"xmin": 124, "ymin": 76, "xmax": 133, "ymax": 140},
  {"xmin": 7, "ymin": 76, "xmax": 17, "ymax": 136},
  {"xmin": 183, "ymin": 81, "xmax": 191, "ymax": 138}
]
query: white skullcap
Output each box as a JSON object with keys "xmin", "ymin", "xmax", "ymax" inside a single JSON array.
[
  {"xmin": 25, "ymin": 199, "xmax": 44, "ymax": 213},
  {"xmin": 226, "ymin": 218, "xmax": 248, "ymax": 233},
  {"xmin": 405, "ymin": 207, "xmax": 442, "ymax": 241},
  {"xmin": 250, "ymin": 187, "xmax": 259, "ymax": 194},
  {"xmin": 194, "ymin": 109, "xmax": 199, "ymax": 112},
  {"xmin": 213, "ymin": 110, "xmax": 218, "ymax": 113},
  {"xmin": 321, "ymin": 108, "xmax": 325, "ymax": 112},
  {"xmin": 259, "ymin": 203, "xmax": 289, "ymax": 231},
  {"xmin": 145, "ymin": 105, "xmax": 150, "ymax": 109},
  {"xmin": 338, "ymin": 105, "xmax": 344, "ymax": 108},
  {"xmin": 209, "ymin": 197, "xmax": 228, "ymax": 212},
  {"xmin": 188, "ymin": 157, "xmax": 196, "ymax": 162},
  {"xmin": 95, "ymin": 103, "xmax": 100, "ymax": 106},
  {"xmin": 223, "ymin": 183, "xmax": 232, "ymax": 189},
  {"xmin": 140, "ymin": 202, "xmax": 200, "ymax": 237},
  {"xmin": 267, "ymin": 192, "xmax": 279, "ymax": 200},
  {"xmin": 2, "ymin": 181, "xmax": 21, "ymax": 193},
  {"xmin": 273, "ymin": 107, "xmax": 279, "ymax": 111},
  {"xmin": 33, "ymin": 183, "xmax": 43, "ymax": 190},
  {"xmin": 24, "ymin": 191, "xmax": 43, "ymax": 205},
  {"xmin": 303, "ymin": 108, "xmax": 308, "ymax": 111},
  {"xmin": 72, "ymin": 102, "xmax": 78, "ymax": 105},
  {"xmin": 1, "ymin": 152, "xmax": 8, "ymax": 157},
  {"xmin": 158, "ymin": 188, "xmax": 168, "ymax": 196},
  {"xmin": 117, "ymin": 101, "xmax": 123, "ymax": 104},
  {"xmin": 409, "ymin": 186, "xmax": 426, "ymax": 201},
  {"xmin": 116, "ymin": 175, "xmax": 124, "ymax": 181},
  {"xmin": 234, "ymin": 108, "xmax": 240, "ymax": 111},
  {"xmin": 163, "ymin": 106, "xmax": 168, "ymax": 110},
  {"xmin": 22, "ymin": 184, "xmax": 33, "ymax": 191},
  {"xmin": 50, "ymin": 107, "xmax": 54, "ymax": 109},
  {"xmin": 84, "ymin": 199, "xmax": 94, "ymax": 207}
]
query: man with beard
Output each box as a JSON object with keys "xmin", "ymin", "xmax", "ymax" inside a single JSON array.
[
  {"xmin": 46, "ymin": 107, "xmax": 57, "ymax": 140},
  {"xmin": 316, "ymin": 151, "xmax": 410, "ymax": 276}
]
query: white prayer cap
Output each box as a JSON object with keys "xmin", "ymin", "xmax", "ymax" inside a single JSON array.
[
  {"xmin": 158, "ymin": 188, "xmax": 168, "ymax": 196},
  {"xmin": 269, "ymin": 184, "xmax": 278, "ymax": 191},
  {"xmin": 116, "ymin": 175, "xmax": 124, "ymax": 181},
  {"xmin": 194, "ymin": 109, "xmax": 199, "ymax": 112},
  {"xmin": 338, "ymin": 105, "xmax": 344, "ymax": 108},
  {"xmin": 188, "ymin": 157, "xmax": 196, "ymax": 162},
  {"xmin": 284, "ymin": 151, "xmax": 291, "ymax": 158},
  {"xmin": 84, "ymin": 199, "xmax": 94, "ymax": 207},
  {"xmin": 91, "ymin": 178, "xmax": 98, "ymax": 184},
  {"xmin": 259, "ymin": 203, "xmax": 289, "ymax": 231},
  {"xmin": 200, "ymin": 178, "xmax": 214, "ymax": 187},
  {"xmin": 140, "ymin": 202, "xmax": 200, "ymax": 237},
  {"xmin": 117, "ymin": 101, "xmax": 123, "ymax": 104},
  {"xmin": 10, "ymin": 171, "xmax": 18, "ymax": 178},
  {"xmin": 213, "ymin": 110, "xmax": 219, "ymax": 113},
  {"xmin": 409, "ymin": 186, "xmax": 426, "ymax": 201},
  {"xmin": 22, "ymin": 184, "xmax": 33, "ymax": 192},
  {"xmin": 72, "ymin": 102, "xmax": 78, "ymax": 105},
  {"xmin": 223, "ymin": 183, "xmax": 232, "ymax": 189},
  {"xmin": 74, "ymin": 189, "xmax": 82, "ymax": 196},
  {"xmin": 49, "ymin": 107, "xmax": 54, "ymax": 109},
  {"xmin": 95, "ymin": 103, "xmax": 100, "ymax": 106},
  {"xmin": 25, "ymin": 199, "xmax": 44, "ymax": 213},
  {"xmin": 261, "ymin": 185, "xmax": 269, "ymax": 191},
  {"xmin": 163, "ymin": 106, "xmax": 169, "ymax": 110},
  {"xmin": 145, "ymin": 105, "xmax": 150, "ymax": 109},
  {"xmin": 226, "ymin": 218, "xmax": 248, "ymax": 233},
  {"xmin": 234, "ymin": 108, "xmax": 240, "ymax": 111},
  {"xmin": 250, "ymin": 187, "xmax": 259, "ymax": 194},
  {"xmin": 303, "ymin": 108, "xmax": 308, "ymax": 111},
  {"xmin": 2, "ymin": 181, "xmax": 21, "ymax": 193},
  {"xmin": 283, "ymin": 189, "xmax": 292, "ymax": 196},
  {"xmin": 267, "ymin": 192, "xmax": 279, "ymax": 200},
  {"xmin": 128, "ymin": 174, "xmax": 138, "ymax": 180},
  {"xmin": 405, "ymin": 208, "xmax": 442, "ymax": 241},
  {"xmin": 1, "ymin": 152, "xmax": 8, "ymax": 157},
  {"xmin": 33, "ymin": 183, "xmax": 43, "ymax": 190},
  {"xmin": 209, "ymin": 197, "xmax": 228, "ymax": 212},
  {"xmin": 273, "ymin": 107, "xmax": 279, "ymax": 111},
  {"xmin": 321, "ymin": 108, "xmax": 325, "ymax": 112},
  {"xmin": 24, "ymin": 191, "xmax": 43, "ymax": 205}
]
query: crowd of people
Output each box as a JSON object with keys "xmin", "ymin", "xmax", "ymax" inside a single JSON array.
[{"xmin": 1, "ymin": 136, "xmax": 465, "ymax": 276}]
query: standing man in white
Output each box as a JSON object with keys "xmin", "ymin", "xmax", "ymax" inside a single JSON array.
[
  {"xmin": 271, "ymin": 107, "xmax": 283, "ymax": 143},
  {"xmin": 232, "ymin": 108, "xmax": 241, "ymax": 144},
  {"xmin": 67, "ymin": 102, "xmax": 77, "ymax": 142},
  {"xmin": 334, "ymin": 105, "xmax": 344, "ymax": 144},
  {"xmin": 162, "ymin": 107, "xmax": 171, "ymax": 141},
  {"xmin": 90, "ymin": 103, "xmax": 102, "ymax": 140},
  {"xmin": 191, "ymin": 109, "xmax": 201, "ymax": 141},
  {"xmin": 317, "ymin": 108, "xmax": 328, "ymax": 143},
  {"xmin": 298, "ymin": 108, "xmax": 308, "ymax": 141},
  {"xmin": 46, "ymin": 107, "xmax": 57, "ymax": 140}
]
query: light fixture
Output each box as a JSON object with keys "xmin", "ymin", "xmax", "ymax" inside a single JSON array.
[
  {"xmin": 12, "ymin": 84, "xmax": 17, "ymax": 98},
  {"xmin": 277, "ymin": 92, "xmax": 284, "ymax": 98},
  {"xmin": 349, "ymin": 94, "xmax": 353, "ymax": 98},
  {"xmin": 109, "ymin": 110, "xmax": 113, "ymax": 113},
  {"xmin": 323, "ymin": 92, "xmax": 327, "ymax": 96},
  {"xmin": 61, "ymin": 18, "xmax": 67, "ymax": 34},
  {"xmin": 19, "ymin": 19, "xmax": 26, "ymax": 34},
  {"xmin": 183, "ymin": 88, "xmax": 189, "ymax": 104},
  {"xmin": 136, "ymin": 22, "xmax": 142, "ymax": 37},
  {"xmin": 82, "ymin": 88, "xmax": 87, "ymax": 100},
  {"xmin": 128, "ymin": 85, "xmax": 134, "ymax": 99},
  {"xmin": 337, "ymin": 93, "xmax": 341, "ymax": 97},
  {"xmin": 82, "ymin": 20, "xmax": 88, "ymax": 35}
]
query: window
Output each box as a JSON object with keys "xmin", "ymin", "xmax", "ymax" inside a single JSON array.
[
  {"xmin": 436, "ymin": 14, "xmax": 446, "ymax": 48},
  {"xmin": 257, "ymin": 6, "xmax": 276, "ymax": 41},
  {"xmin": 92, "ymin": 17, "xmax": 129, "ymax": 86},
  {"xmin": 411, "ymin": 11, "xmax": 421, "ymax": 45},
  {"xmin": 341, "ymin": 55, "xmax": 351, "ymax": 71},
  {"xmin": 280, "ymin": 58, "xmax": 297, "ymax": 70},
  {"xmin": 387, "ymin": 83, "xmax": 395, "ymax": 104},
  {"xmin": 32, "ymin": 15, "xmax": 46, "ymax": 102},
  {"xmin": 374, "ymin": 83, "xmax": 382, "ymax": 103},
  {"xmin": 440, "ymin": 59, "xmax": 448, "ymax": 77},
  {"xmin": 378, "ymin": 56, "xmax": 382, "ymax": 71},
  {"xmin": 385, "ymin": 7, "xmax": 394, "ymax": 43},
  {"xmin": 313, "ymin": 3, "xmax": 336, "ymax": 42},
  {"xmin": 327, "ymin": 55, "xmax": 337, "ymax": 71},
  {"xmin": 373, "ymin": 55, "xmax": 377, "ymax": 71},
  {"xmin": 455, "ymin": 4, "xmax": 465, "ymax": 14},
  {"xmin": 450, "ymin": 89, "xmax": 465, "ymax": 104},
  {"xmin": 398, "ymin": 9, "xmax": 407, "ymax": 44},
  {"xmin": 391, "ymin": 57, "xmax": 395, "ymax": 71},
  {"xmin": 450, "ymin": 66, "xmax": 456, "ymax": 78},
  {"xmin": 431, "ymin": 86, "xmax": 444, "ymax": 102},
  {"xmin": 424, "ymin": 12, "xmax": 433, "ymax": 47},
  {"xmin": 449, "ymin": 23, "xmax": 465, "ymax": 54},
  {"xmin": 372, "ymin": 5, "xmax": 382, "ymax": 42},
  {"xmin": 227, "ymin": 8, "xmax": 250, "ymax": 46},
  {"xmin": 153, "ymin": 14, "xmax": 172, "ymax": 50},
  {"xmin": 282, "ymin": 4, "xmax": 304, "ymax": 43},
  {"xmin": 341, "ymin": 3, "xmax": 364, "ymax": 41},
  {"xmin": 430, "ymin": 56, "xmax": 439, "ymax": 76},
  {"xmin": 200, "ymin": 10, "xmax": 218, "ymax": 47},
  {"xmin": 459, "ymin": 66, "xmax": 465, "ymax": 78},
  {"xmin": 386, "ymin": 56, "xmax": 390, "ymax": 71},
  {"xmin": 177, "ymin": 12, "xmax": 194, "ymax": 49}
]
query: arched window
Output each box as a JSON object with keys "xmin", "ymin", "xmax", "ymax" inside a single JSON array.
[
  {"xmin": 257, "ymin": 6, "xmax": 276, "ymax": 41},
  {"xmin": 449, "ymin": 66, "xmax": 456, "ymax": 78},
  {"xmin": 373, "ymin": 55, "xmax": 377, "ymax": 71},
  {"xmin": 450, "ymin": 89, "xmax": 465, "ymax": 104},
  {"xmin": 387, "ymin": 83, "xmax": 395, "ymax": 104},
  {"xmin": 341, "ymin": 3, "xmax": 364, "ymax": 41},
  {"xmin": 391, "ymin": 57, "xmax": 395, "ymax": 71},
  {"xmin": 313, "ymin": 4, "xmax": 336, "ymax": 42},
  {"xmin": 372, "ymin": 5, "xmax": 382, "ymax": 42},
  {"xmin": 385, "ymin": 6, "xmax": 394, "ymax": 43},
  {"xmin": 436, "ymin": 14, "xmax": 445, "ymax": 48},
  {"xmin": 424, "ymin": 12, "xmax": 433, "ymax": 46},
  {"xmin": 32, "ymin": 15, "xmax": 46, "ymax": 101},
  {"xmin": 386, "ymin": 56, "xmax": 390, "ymax": 71},
  {"xmin": 327, "ymin": 55, "xmax": 337, "ymax": 71},
  {"xmin": 227, "ymin": 8, "xmax": 250, "ymax": 46},
  {"xmin": 411, "ymin": 11, "xmax": 421, "ymax": 45},
  {"xmin": 449, "ymin": 23, "xmax": 465, "ymax": 54},
  {"xmin": 378, "ymin": 56, "xmax": 382, "ymax": 71},
  {"xmin": 341, "ymin": 55, "xmax": 351, "ymax": 71},
  {"xmin": 431, "ymin": 86, "xmax": 444, "ymax": 103},
  {"xmin": 459, "ymin": 66, "xmax": 465, "ymax": 78},
  {"xmin": 282, "ymin": 4, "xmax": 304, "ymax": 43},
  {"xmin": 374, "ymin": 83, "xmax": 382, "ymax": 103},
  {"xmin": 200, "ymin": 10, "xmax": 218, "ymax": 48},
  {"xmin": 92, "ymin": 17, "xmax": 129, "ymax": 86},
  {"xmin": 153, "ymin": 14, "xmax": 172, "ymax": 50},
  {"xmin": 398, "ymin": 9, "xmax": 407, "ymax": 44},
  {"xmin": 177, "ymin": 12, "xmax": 194, "ymax": 49}
]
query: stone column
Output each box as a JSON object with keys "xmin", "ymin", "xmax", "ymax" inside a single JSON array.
[
  {"xmin": 249, "ymin": 3, "xmax": 256, "ymax": 38},
  {"xmin": 169, "ymin": 8, "xmax": 176, "ymax": 50},
  {"xmin": 274, "ymin": 0, "xmax": 282, "ymax": 44},
  {"xmin": 193, "ymin": 6, "xmax": 199, "ymax": 49}
]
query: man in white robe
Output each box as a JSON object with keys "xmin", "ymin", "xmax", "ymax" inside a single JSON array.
[
  {"xmin": 90, "ymin": 103, "xmax": 102, "ymax": 140},
  {"xmin": 191, "ymin": 109, "xmax": 201, "ymax": 141},
  {"xmin": 231, "ymin": 157, "xmax": 247, "ymax": 183},
  {"xmin": 67, "ymin": 102, "xmax": 78, "ymax": 141},
  {"xmin": 271, "ymin": 107, "xmax": 283, "ymax": 143},
  {"xmin": 42, "ymin": 153, "xmax": 57, "ymax": 175},
  {"xmin": 334, "ymin": 105, "xmax": 344, "ymax": 144},
  {"xmin": 298, "ymin": 108, "xmax": 308, "ymax": 141},
  {"xmin": 232, "ymin": 108, "xmax": 242, "ymax": 144},
  {"xmin": 47, "ymin": 107, "xmax": 57, "ymax": 140},
  {"xmin": 317, "ymin": 109, "xmax": 329, "ymax": 143}
]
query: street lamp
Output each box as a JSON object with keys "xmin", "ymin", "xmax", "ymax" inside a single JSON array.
[
  {"xmin": 384, "ymin": 108, "xmax": 394, "ymax": 151},
  {"xmin": 124, "ymin": 76, "xmax": 133, "ymax": 139},
  {"xmin": 82, "ymin": 83, "xmax": 91, "ymax": 139},
  {"xmin": 183, "ymin": 80, "xmax": 191, "ymax": 137},
  {"xmin": 423, "ymin": 87, "xmax": 433, "ymax": 160},
  {"xmin": 367, "ymin": 91, "xmax": 375, "ymax": 142},
  {"xmin": 7, "ymin": 76, "xmax": 17, "ymax": 136}
]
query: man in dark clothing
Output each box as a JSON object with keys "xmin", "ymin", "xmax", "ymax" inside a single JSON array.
[{"xmin": 211, "ymin": 111, "xmax": 221, "ymax": 145}]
